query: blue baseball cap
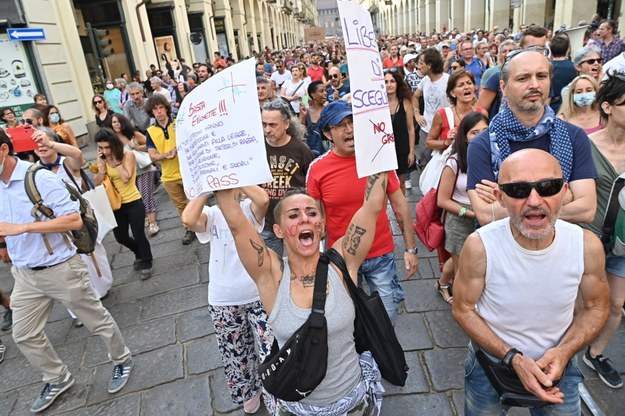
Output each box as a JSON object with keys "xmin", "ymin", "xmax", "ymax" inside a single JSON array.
[{"xmin": 317, "ymin": 100, "xmax": 353, "ymax": 132}]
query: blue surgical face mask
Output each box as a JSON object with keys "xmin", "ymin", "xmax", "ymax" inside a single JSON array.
[
  {"xmin": 573, "ymin": 92, "xmax": 596, "ymax": 107},
  {"xmin": 49, "ymin": 113, "xmax": 60, "ymax": 123}
]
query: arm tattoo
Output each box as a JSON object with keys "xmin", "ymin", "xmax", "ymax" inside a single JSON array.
[
  {"xmin": 250, "ymin": 239, "xmax": 265, "ymax": 267},
  {"xmin": 344, "ymin": 223, "xmax": 367, "ymax": 255},
  {"xmin": 364, "ymin": 173, "xmax": 381, "ymax": 201}
]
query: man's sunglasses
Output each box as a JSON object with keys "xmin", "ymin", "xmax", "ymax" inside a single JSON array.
[
  {"xmin": 20, "ymin": 118, "xmax": 33, "ymax": 125},
  {"xmin": 580, "ymin": 58, "xmax": 603, "ymax": 65},
  {"xmin": 499, "ymin": 178, "xmax": 564, "ymax": 199}
]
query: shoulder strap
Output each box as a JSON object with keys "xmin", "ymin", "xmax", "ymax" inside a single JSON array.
[
  {"xmin": 293, "ymin": 81, "xmax": 305, "ymax": 94},
  {"xmin": 325, "ymin": 247, "xmax": 356, "ymax": 291},
  {"xmin": 602, "ymin": 176, "xmax": 625, "ymax": 247},
  {"xmin": 25, "ymin": 165, "xmax": 54, "ymax": 219},
  {"xmin": 443, "ymin": 107, "xmax": 454, "ymax": 127},
  {"xmin": 310, "ymin": 253, "xmax": 329, "ymax": 328}
]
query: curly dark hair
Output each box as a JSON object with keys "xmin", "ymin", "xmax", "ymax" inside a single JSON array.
[
  {"xmin": 144, "ymin": 93, "xmax": 171, "ymax": 118},
  {"xmin": 94, "ymin": 128, "xmax": 125, "ymax": 161}
]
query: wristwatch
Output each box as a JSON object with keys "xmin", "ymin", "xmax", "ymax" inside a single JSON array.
[
  {"xmin": 405, "ymin": 246, "xmax": 418, "ymax": 254},
  {"xmin": 502, "ymin": 348, "xmax": 523, "ymax": 369}
]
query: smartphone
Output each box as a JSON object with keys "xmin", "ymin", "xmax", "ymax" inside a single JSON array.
[{"xmin": 6, "ymin": 126, "xmax": 38, "ymax": 152}]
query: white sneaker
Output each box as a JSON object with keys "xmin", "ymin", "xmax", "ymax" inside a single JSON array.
[{"xmin": 405, "ymin": 179, "xmax": 412, "ymax": 189}]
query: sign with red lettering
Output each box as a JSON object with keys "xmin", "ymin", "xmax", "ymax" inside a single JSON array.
[
  {"xmin": 338, "ymin": 0, "xmax": 397, "ymax": 177},
  {"xmin": 175, "ymin": 58, "xmax": 272, "ymax": 197}
]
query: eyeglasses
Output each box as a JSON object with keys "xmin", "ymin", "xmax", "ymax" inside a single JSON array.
[
  {"xmin": 504, "ymin": 46, "xmax": 550, "ymax": 64},
  {"xmin": 330, "ymin": 119, "xmax": 353, "ymax": 132},
  {"xmin": 19, "ymin": 118, "xmax": 33, "ymax": 125},
  {"xmin": 580, "ymin": 58, "xmax": 603, "ymax": 65},
  {"xmin": 461, "ymin": 48, "xmax": 473, "ymax": 52},
  {"xmin": 93, "ymin": 100, "xmax": 104, "ymax": 105},
  {"xmin": 499, "ymin": 178, "xmax": 564, "ymax": 199}
]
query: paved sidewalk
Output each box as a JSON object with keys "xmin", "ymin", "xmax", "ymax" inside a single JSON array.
[{"xmin": 0, "ymin": 150, "xmax": 623, "ymax": 415}]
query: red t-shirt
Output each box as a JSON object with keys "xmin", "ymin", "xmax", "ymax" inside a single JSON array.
[
  {"xmin": 307, "ymin": 65, "xmax": 325, "ymax": 82},
  {"xmin": 306, "ymin": 150, "xmax": 400, "ymax": 259},
  {"xmin": 383, "ymin": 56, "xmax": 404, "ymax": 69}
]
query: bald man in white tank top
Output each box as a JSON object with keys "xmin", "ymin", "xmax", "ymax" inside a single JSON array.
[{"xmin": 453, "ymin": 149, "xmax": 609, "ymax": 416}]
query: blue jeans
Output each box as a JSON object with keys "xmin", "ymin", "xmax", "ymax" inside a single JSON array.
[
  {"xmin": 261, "ymin": 229, "xmax": 284, "ymax": 258},
  {"xmin": 464, "ymin": 342, "xmax": 584, "ymax": 416},
  {"xmin": 357, "ymin": 252, "xmax": 405, "ymax": 324}
]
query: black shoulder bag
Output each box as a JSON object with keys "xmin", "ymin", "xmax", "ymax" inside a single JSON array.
[
  {"xmin": 259, "ymin": 254, "xmax": 329, "ymax": 402},
  {"xmin": 325, "ymin": 248, "xmax": 409, "ymax": 386}
]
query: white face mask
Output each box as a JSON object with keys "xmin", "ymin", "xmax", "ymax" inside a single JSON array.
[{"xmin": 106, "ymin": 83, "xmax": 114, "ymax": 90}]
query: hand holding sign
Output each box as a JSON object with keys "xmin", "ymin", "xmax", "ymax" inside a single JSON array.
[{"xmin": 176, "ymin": 59, "xmax": 272, "ymax": 197}]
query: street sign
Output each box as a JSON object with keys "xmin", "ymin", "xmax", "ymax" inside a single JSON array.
[{"xmin": 7, "ymin": 28, "xmax": 46, "ymax": 41}]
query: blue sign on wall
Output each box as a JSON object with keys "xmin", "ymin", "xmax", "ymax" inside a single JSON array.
[{"xmin": 7, "ymin": 28, "xmax": 46, "ymax": 41}]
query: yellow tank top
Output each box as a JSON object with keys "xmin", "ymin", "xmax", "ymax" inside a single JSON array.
[{"xmin": 106, "ymin": 151, "xmax": 141, "ymax": 204}]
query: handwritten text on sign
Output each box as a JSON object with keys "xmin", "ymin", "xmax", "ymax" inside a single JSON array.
[
  {"xmin": 338, "ymin": 1, "xmax": 397, "ymax": 177},
  {"xmin": 176, "ymin": 58, "xmax": 272, "ymax": 197}
]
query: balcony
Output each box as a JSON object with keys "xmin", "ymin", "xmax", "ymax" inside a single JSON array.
[{"xmin": 385, "ymin": 0, "xmax": 392, "ymax": 5}]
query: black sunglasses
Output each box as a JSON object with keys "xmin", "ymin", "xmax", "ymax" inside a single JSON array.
[
  {"xmin": 499, "ymin": 178, "xmax": 564, "ymax": 199},
  {"xmin": 93, "ymin": 100, "xmax": 104, "ymax": 104},
  {"xmin": 20, "ymin": 118, "xmax": 33, "ymax": 125},
  {"xmin": 331, "ymin": 74, "xmax": 340, "ymax": 79},
  {"xmin": 580, "ymin": 58, "xmax": 603, "ymax": 65}
]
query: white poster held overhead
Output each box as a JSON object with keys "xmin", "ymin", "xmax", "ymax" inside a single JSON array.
[
  {"xmin": 176, "ymin": 58, "xmax": 272, "ymax": 197},
  {"xmin": 337, "ymin": 0, "xmax": 397, "ymax": 178}
]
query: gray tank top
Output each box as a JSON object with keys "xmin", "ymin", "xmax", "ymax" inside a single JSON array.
[{"xmin": 269, "ymin": 258, "xmax": 361, "ymax": 406}]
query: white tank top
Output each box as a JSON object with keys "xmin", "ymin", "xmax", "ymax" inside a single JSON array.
[{"xmin": 475, "ymin": 218, "xmax": 584, "ymax": 360}]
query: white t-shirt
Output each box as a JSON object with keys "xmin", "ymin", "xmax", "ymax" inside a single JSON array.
[
  {"xmin": 602, "ymin": 52, "xmax": 625, "ymax": 80},
  {"xmin": 283, "ymin": 78, "xmax": 310, "ymax": 114},
  {"xmin": 195, "ymin": 199, "xmax": 264, "ymax": 306},
  {"xmin": 270, "ymin": 71, "xmax": 292, "ymax": 97},
  {"xmin": 417, "ymin": 73, "xmax": 450, "ymax": 133}
]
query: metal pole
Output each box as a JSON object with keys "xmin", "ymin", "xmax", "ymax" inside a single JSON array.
[{"xmin": 579, "ymin": 382, "xmax": 606, "ymax": 416}]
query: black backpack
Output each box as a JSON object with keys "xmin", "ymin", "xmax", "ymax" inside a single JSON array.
[{"xmin": 24, "ymin": 164, "xmax": 98, "ymax": 256}]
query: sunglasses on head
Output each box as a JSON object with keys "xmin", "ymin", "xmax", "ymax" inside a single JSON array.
[
  {"xmin": 499, "ymin": 178, "xmax": 564, "ymax": 199},
  {"xmin": 384, "ymin": 67, "xmax": 400, "ymax": 74},
  {"xmin": 581, "ymin": 58, "xmax": 603, "ymax": 65},
  {"xmin": 504, "ymin": 46, "xmax": 550, "ymax": 64},
  {"xmin": 20, "ymin": 118, "xmax": 33, "ymax": 125}
]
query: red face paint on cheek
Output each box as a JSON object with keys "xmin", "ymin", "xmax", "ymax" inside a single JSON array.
[{"xmin": 286, "ymin": 224, "xmax": 298, "ymax": 237}]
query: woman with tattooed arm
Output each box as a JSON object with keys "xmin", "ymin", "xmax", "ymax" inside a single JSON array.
[{"xmin": 215, "ymin": 171, "xmax": 389, "ymax": 415}]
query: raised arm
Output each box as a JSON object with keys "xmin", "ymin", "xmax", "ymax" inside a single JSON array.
[
  {"xmin": 333, "ymin": 172, "xmax": 388, "ymax": 279},
  {"xmin": 215, "ymin": 188, "xmax": 279, "ymax": 311},
  {"xmin": 181, "ymin": 193, "xmax": 209, "ymax": 233},
  {"xmin": 241, "ymin": 185, "xmax": 270, "ymax": 224}
]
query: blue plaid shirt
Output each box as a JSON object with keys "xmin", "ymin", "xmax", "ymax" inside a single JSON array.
[{"xmin": 598, "ymin": 38, "xmax": 625, "ymax": 63}]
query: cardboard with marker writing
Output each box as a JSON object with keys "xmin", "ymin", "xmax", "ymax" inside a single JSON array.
[
  {"xmin": 337, "ymin": 0, "xmax": 398, "ymax": 178},
  {"xmin": 176, "ymin": 58, "xmax": 272, "ymax": 197}
]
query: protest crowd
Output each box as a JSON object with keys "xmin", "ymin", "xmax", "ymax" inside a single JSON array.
[{"xmin": 1, "ymin": 8, "xmax": 625, "ymax": 415}]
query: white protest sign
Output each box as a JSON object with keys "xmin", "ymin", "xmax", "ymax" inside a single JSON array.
[
  {"xmin": 176, "ymin": 58, "xmax": 272, "ymax": 197},
  {"xmin": 337, "ymin": 0, "xmax": 397, "ymax": 178}
]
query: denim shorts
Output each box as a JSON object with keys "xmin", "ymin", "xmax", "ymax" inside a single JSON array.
[
  {"xmin": 464, "ymin": 342, "xmax": 583, "ymax": 416},
  {"xmin": 605, "ymin": 252, "xmax": 625, "ymax": 278}
]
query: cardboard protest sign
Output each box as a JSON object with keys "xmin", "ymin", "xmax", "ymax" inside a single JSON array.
[
  {"xmin": 337, "ymin": 0, "xmax": 397, "ymax": 178},
  {"xmin": 176, "ymin": 58, "xmax": 272, "ymax": 197}
]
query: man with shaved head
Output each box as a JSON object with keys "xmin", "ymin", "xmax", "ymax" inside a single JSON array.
[
  {"xmin": 467, "ymin": 49, "xmax": 598, "ymax": 227},
  {"xmin": 453, "ymin": 149, "xmax": 609, "ymax": 416}
]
